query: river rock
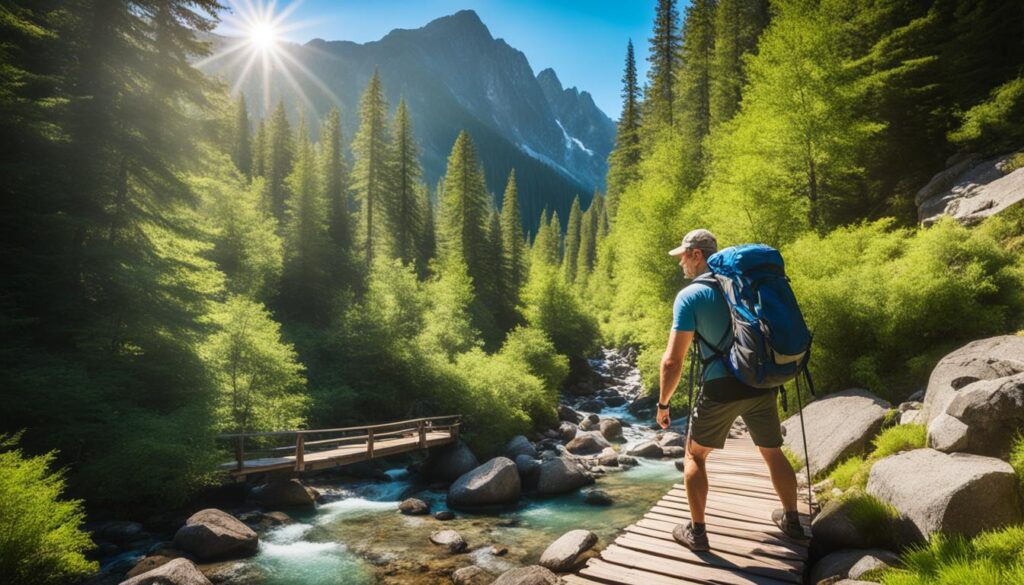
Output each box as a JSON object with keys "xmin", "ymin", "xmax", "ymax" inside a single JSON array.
[
  {"xmin": 584, "ymin": 490, "xmax": 613, "ymax": 506},
  {"xmin": 120, "ymin": 558, "xmax": 211, "ymax": 585},
  {"xmin": 505, "ymin": 436, "xmax": 538, "ymax": 460},
  {"xmin": 125, "ymin": 549, "xmax": 186, "ymax": 579},
  {"xmin": 927, "ymin": 413, "xmax": 969, "ymax": 452},
  {"xmin": 515, "ymin": 454, "xmax": 542, "ymax": 491},
  {"xmin": 604, "ymin": 395, "xmax": 627, "ymax": 407},
  {"xmin": 617, "ymin": 455, "xmax": 638, "ymax": 467},
  {"xmin": 537, "ymin": 457, "xmax": 591, "ymax": 495},
  {"xmin": 578, "ymin": 414, "xmax": 600, "ymax": 431},
  {"xmin": 867, "ymin": 448, "xmax": 1024, "ymax": 539},
  {"xmin": 558, "ymin": 405, "xmax": 582, "ymax": 424},
  {"xmin": 172, "ymin": 509, "xmax": 257, "ymax": 562},
  {"xmin": 452, "ymin": 565, "xmax": 493, "ymax": 585},
  {"xmin": 629, "ymin": 395, "xmax": 656, "ymax": 415},
  {"xmin": 917, "ymin": 151, "xmax": 1024, "ymax": 226},
  {"xmin": 626, "ymin": 440, "xmax": 664, "ymax": 458},
  {"xmin": 424, "ymin": 441, "xmax": 481, "ymax": 483},
  {"xmin": 448, "ymin": 458, "xmax": 522, "ymax": 509},
  {"xmin": 661, "ymin": 446, "xmax": 686, "ymax": 459},
  {"xmin": 434, "ymin": 510, "xmax": 456, "ymax": 521},
  {"xmin": 597, "ymin": 448, "xmax": 619, "ymax": 467},
  {"xmin": 430, "ymin": 529, "xmax": 468, "ymax": 553},
  {"xmin": 565, "ymin": 431, "xmax": 611, "ymax": 455},
  {"xmin": 577, "ymin": 399, "xmax": 605, "ymax": 413},
  {"xmin": 539, "ymin": 529, "xmax": 598, "ymax": 572},
  {"xmin": 942, "ymin": 372, "xmax": 1024, "ymax": 458},
  {"xmin": 399, "ymin": 498, "xmax": 430, "ymax": 515},
  {"xmin": 810, "ymin": 549, "xmax": 900, "ymax": 585},
  {"xmin": 920, "ymin": 336, "xmax": 1024, "ymax": 424},
  {"xmin": 659, "ymin": 432, "xmax": 686, "ymax": 448},
  {"xmin": 252, "ymin": 479, "xmax": 316, "ymax": 509},
  {"xmin": 782, "ymin": 388, "xmax": 890, "ymax": 477},
  {"xmin": 557, "ymin": 422, "xmax": 578, "ymax": 443},
  {"xmin": 492, "ymin": 565, "xmax": 563, "ymax": 585},
  {"xmin": 598, "ymin": 418, "xmax": 622, "ymax": 441}
]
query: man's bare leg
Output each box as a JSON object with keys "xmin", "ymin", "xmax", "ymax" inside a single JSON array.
[
  {"xmin": 758, "ymin": 446, "xmax": 798, "ymax": 512},
  {"xmin": 684, "ymin": 440, "xmax": 714, "ymax": 523}
]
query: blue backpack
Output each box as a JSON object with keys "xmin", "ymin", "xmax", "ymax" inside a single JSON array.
[{"xmin": 693, "ymin": 244, "xmax": 812, "ymax": 389}]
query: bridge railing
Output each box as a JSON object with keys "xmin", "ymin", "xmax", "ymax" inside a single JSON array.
[{"xmin": 217, "ymin": 414, "xmax": 462, "ymax": 472}]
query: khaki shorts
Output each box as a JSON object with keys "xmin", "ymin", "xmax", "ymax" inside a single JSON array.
[{"xmin": 689, "ymin": 387, "xmax": 783, "ymax": 449}]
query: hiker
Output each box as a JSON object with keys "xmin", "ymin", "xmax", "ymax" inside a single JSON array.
[{"xmin": 657, "ymin": 228, "xmax": 804, "ymax": 551}]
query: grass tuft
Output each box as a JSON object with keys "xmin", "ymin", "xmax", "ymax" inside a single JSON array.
[
  {"xmin": 782, "ymin": 445, "xmax": 804, "ymax": 472},
  {"xmin": 879, "ymin": 525, "xmax": 1024, "ymax": 585},
  {"xmin": 871, "ymin": 424, "xmax": 927, "ymax": 460},
  {"xmin": 1009, "ymin": 432, "xmax": 1024, "ymax": 493}
]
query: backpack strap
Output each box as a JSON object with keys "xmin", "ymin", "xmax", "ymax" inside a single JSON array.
[{"xmin": 690, "ymin": 274, "xmax": 731, "ymax": 368}]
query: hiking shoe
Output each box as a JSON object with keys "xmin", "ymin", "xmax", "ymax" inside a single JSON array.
[
  {"xmin": 772, "ymin": 508, "xmax": 807, "ymax": 540},
  {"xmin": 672, "ymin": 522, "xmax": 710, "ymax": 552}
]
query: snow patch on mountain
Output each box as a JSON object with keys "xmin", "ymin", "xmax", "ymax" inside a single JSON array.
[{"xmin": 555, "ymin": 119, "xmax": 594, "ymax": 157}]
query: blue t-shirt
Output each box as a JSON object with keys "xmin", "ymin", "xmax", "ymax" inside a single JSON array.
[{"xmin": 672, "ymin": 273, "xmax": 732, "ymax": 382}]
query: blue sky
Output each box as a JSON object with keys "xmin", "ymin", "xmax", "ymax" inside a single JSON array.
[{"xmin": 214, "ymin": 0, "xmax": 659, "ymax": 119}]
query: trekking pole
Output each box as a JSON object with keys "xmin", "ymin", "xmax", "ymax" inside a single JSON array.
[
  {"xmin": 795, "ymin": 371, "xmax": 814, "ymax": 516},
  {"xmin": 684, "ymin": 349, "xmax": 697, "ymax": 458}
]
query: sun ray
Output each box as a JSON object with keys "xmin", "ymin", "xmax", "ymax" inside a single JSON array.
[
  {"xmin": 276, "ymin": 47, "xmax": 341, "ymax": 106},
  {"xmin": 269, "ymin": 48, "xmax": 315, "ymax": 112},
  {"xmin": 230, "ymin": 49, "xmax": 262, "ymax": 97}
]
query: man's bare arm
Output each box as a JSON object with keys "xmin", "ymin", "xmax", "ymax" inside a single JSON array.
[{"xmin": 659, "ymin": 329, "xmax": 693, "ymax": 407}]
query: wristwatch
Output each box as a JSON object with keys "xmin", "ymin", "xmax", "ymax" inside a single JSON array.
[{"xmin": 657, "ymin": 402, "xmax": 670, "ymax": 410}]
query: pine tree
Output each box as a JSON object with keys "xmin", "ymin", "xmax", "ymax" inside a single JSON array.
[
  {"xmin": 231, "ymin": 94, "xmax": 253, "ymax": 179},
  {"xmin": 531, "ymin": 209, "xmax": 553, "ymax": 266},
  {"xmin": 352, "ymin": 70, "xmax": 391, "ymax": 268},
  {"xmin": 576, "ymin": 193, "xmax": 602, "ymax": 283},
  {"xmin": 710, "ymin": 0, "xmax": 770, "ymax": 127},
  {"xmin": 499, "ymin": 170, "xmax": 526, "ymax": 307},
  {"xmin": 281, "ymin": 117, "xmax": 331, "ymax": 322},
  {"xmin": 416, "ymin": 182, "xmax": 436, "ymax": 277},
  {"xmin": 676, "ymin": 0, "xmax": 717, "ymax": 188},
  {"xmin": 388, "ymin": 98, "xmax": 422, "ymax": 265},
  {"xmin": 645, "ymin": 0, "xmax": 682, "ymax": 131},
  {"xmin": 483, "ymin": 209, "xmax": 505, "ymax": 327},
  {"xmin": 438, "ymin": 131, "xmax": 490, "ymax": 286},
  {"xmin": 252, "ymin": 119, "xmax": 266, "ymax": 178},
  {"xmin": 265, "ymin": 99, "xmax": 294, "ymax": 222},
  {"xmin": 319, "ymin": 106, "xmax": 354, "ymax": 286},
  {"xmin": 562, "ymin": 196, "xmax": 583, "ymax": 282},
  {"xmin": 606, "ymin": 40, "xmax": 642, "ymax": 219}
]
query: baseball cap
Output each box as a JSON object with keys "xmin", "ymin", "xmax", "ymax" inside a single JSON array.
[{"xmin": 668, "ymin": 229, "xmax": 718, "ymax": 257}]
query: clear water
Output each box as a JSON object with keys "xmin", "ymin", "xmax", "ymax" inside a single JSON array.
[{"xmin": 231, "ymin": 405, "xmax": 684, "ymax": 584}]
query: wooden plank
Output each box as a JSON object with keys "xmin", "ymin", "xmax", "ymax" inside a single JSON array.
[
  {"xmin": 581, "ymin": 558, "xmax": 707, "ymax": 585},
  {"xmin": 615, "ymin": 533, "xmax": 801, "ymax": 583},
  {"xmin": 655, "ymin": 500, "xmax": 780, "ymax": 529},
  {"xmin": 562, "ymin": 575, "xmax": 611, "ymax": 585},
  {"xmin": 649, "ymin": 506, "xmax": 810, "ymax": 542},
  {"xmin": 661, "ymin": 495, "xmax": 812, "ymax": 529},
  {"xmin": 599, "ymin": 545, "xmax": 794, "ymax": 585},
  {"xmin": 643, "ymin": 513, "xmax": 808, "ymax": 558},
  {"xmin": 623, "ymin": 525, "xmax": 804, "ymax": 569},
  {"xmin": 667, "ymin": 489, "xmax": 812, "ymax": 516},
  {"xmin": 632, "ymin": 519, "xmax": 805, "ymax": 561}
]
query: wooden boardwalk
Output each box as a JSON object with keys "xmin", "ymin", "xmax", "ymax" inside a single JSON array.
[
  {"xmin": 567, "ymin": 431, "xmax": 813, "ymax": 585},
  {"xmin": 219, "ymin": 415, "xmax": 461, "ymax": 477}
]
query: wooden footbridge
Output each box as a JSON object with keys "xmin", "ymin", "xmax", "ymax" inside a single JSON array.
[
  {"xmin": 566, "ymin": 430, "xmax": 814, "ymax": 585},
  {"xmin": 219, "ymin": 415, "xmax": 461, "ymax": 477}
]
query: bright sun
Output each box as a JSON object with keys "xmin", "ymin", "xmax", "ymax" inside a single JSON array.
[{"xmin": 249, "ymin": 21, "xmax": 278, "ymax": 52}]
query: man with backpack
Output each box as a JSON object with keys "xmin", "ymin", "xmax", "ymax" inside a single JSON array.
[{"xmin": 657, "ymin": 229, "xmax": 806, "ymax": 551}]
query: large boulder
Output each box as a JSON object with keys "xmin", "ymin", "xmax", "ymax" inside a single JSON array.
[
  {"xmin": 172, "ymin": 509, "xmax": 258, "ymax": 562},
  {"xmin": 598, "ymin": 419, "xmax": 622, "ymax": 441},
  {"xmin": 604, "ymin": 395, "xmax": 627, "ymax": 407},
  {"xmin": 120, "ymin": 558, "xmax": 211, "ymax": 585},
  {"xmin": 557, "ymin": 405, "xmax": 582, "ymax": 424},
  {"xmin": 423, "ymin": 441, "xmax": 480, "ymax": 483},
  {"xmin": 782, "ymin": 389, "xmax": 891, "ymax": 477},
  {"xmin": 447, "ymin": 458, "xmax": 522, "ymax": 509},
  {"xmin": 867, "ymin": 448, "xmax": 1024, "ymax": 539},
  {"xmin": 941, "ymin": 372, "xmax": 1024, "ymax": 459},
  {"xmin": 810, "ymin": 549, "xmax": 900, "ymax": 585},
  {"xmin": 658, "ymin": 432, "xmax": 686, "ymax": 448},
  {"xmin": 577, "ymin": 399, "xmax": 605, "ymax": 413},
  {"xmin": 125, "ymin": 550, "xmax": 186, "ymax": 579},
  {"xmin": 919, "ymin": 336, "xmax": 1024, "ymax": 424},
  {"xmin": 515, "ymin": 454, "xmax": 542, "ymax": 491},
  {"xmin": 491, "ymin": 565, "xmax": 562, "ymax": 585},
  {"xmin": 557, "ymin": 422, "xmax": 578, "ymax": 443},
  {"xmin": 626, "ymin": 440, "xmax": 663, "ymax": 459},
  {"xmin": 917, "ymin": 152, "xmax": 1024, "ymax": 227},
  {"xmin": 251, "ymin": 479, "xmax": 316, "ymax": 509},
  {"xmin": 505, "ymin": 436, "xmax": 538, "ymax": 460},
  {"xmin": 539, "ymin": 529, "xmax": 598, "ymax": 572},
  {"xmin": 537, "ymin": 457, "xmax": 592, "ymax": 495},
  {"xmin": 565, "ymin": 432, "xmax": 611, "ymax": 456},
  {"xmin": 578, "ymin": 414, "xmax": 600, "ymax": 432},
  {"xmin": 927, "ymin": 413, "xmax": 969, "ymax": 453},
  {"xmin": 452, "ymin": 565, "xmax": 493, "ymax": 585}
]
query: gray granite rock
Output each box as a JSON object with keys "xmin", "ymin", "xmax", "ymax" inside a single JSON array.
[
  {"xmin": 565, "ymin": 431, "xmax": 611, "ymax": 455},
  {"xmin": 537, "ymin": 457, "xmax": 591, "ymax": 495},
  {"xmin": 447, "ymin": 458, "xmax": 522, "ymax": 509},
  {"xmin": 927, "ymin": 413, "xmax": 969, "ymax": 453},
  {"xmin": 120, "ymin": 558, "xmax": 211, "ymax": 585},
  {"xmin": 920, "ymin": 336, "xmax": 1024, "ymax": 424},
  {"xmin": 430, "ymin": 529, "xmax": 468, "ymax": 553},
  {"xmin": 505, "ymin": 436, "xmax": 538, "ymax": 460},
  {"xmin": 782, "ymin": 389, "xmax": 890, "ymax": 477},
  {"xmin": 452, "ymin": 565, "xmax": 493, "ymax": 585},
  {"xmin": 424, "ymin": 441, "xmax": 480, "ymax": 483},
  {"xmin": 399, "ymin": 498, "xmax": 430, "ymax": 515},
  {"xmin": 491, "ymin": 565, "xmax": 562, "ymax": 585},
  {"xmin": 539, "ymin": 529, "xmax": 598, "ymax": 572},
  {"xmin": 172, "ymin": 509, "xmax": 258, "ymax": 562},
  {"xmin": 626, "ymin": 440, "xmax": 664, "ymax": 458}
]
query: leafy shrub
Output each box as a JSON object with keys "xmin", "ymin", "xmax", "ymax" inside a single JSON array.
[
  {"xmin": 822, "ymin": 425, "xmax": 926, "ymax": 495},
  {"xmin": 1010, "ymin": 432, "xmax": 1024, "ymax": 492},
  {"xmin": 835, "ymin": 490, "xmax": 901, "ymax": 551},
  {"xmin": 499, "ymin": 326, "xmax": 569, "ymax": 391},
  {"xmin": 0, "ymin": 434, "xmax": 97, "ymax": 585},
  {"xmin": 880, "ymin": 525, "xmax": 1024, "ymax": 585},
  {"xmin": 521, "ymin": 263, "xmax": 600, "ymax": 361},
  {"xmin": 782, "ymin": 446, "xmax": 804, "ymax": 472},
  {"xmin": 785, "ymin": 219, "xmax": 1024, "ymax": 402}
]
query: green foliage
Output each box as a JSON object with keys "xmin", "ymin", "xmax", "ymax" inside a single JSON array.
[
  {"xmin": 499, "ymin": 326, "xmax": 569, "ymax": 391},
  {"xmin": 785, "ymin": 219, "xmax": 1024, "ymax": 400},
  {"xmin": 673, "ymin": 0, "xmax": 716, "ymax": 189},
  {"xmin": 352, "ymin": 69, "xmax": 391, "ymax": 267},
  {"xmin": 1010, "ymin": 432, "xmax": 1024, "ymax": 493},
  {"xmin": 606, "ymin": 40, "xmax": 642, "ymax": 213},
  {"xmin": 0, "ymin": 434, "xmax": 97, "ymax": 585},
  {"xmin": 562, "ymin": 196, "xmax": 582, "ymax": 282},
  {"xmin": 782, "ymin": 446, "xmax": 804, "ymax": 472},
  {"xmin": 388, "ymin": 98, "xmax": 424, "ymax": 265},
  {"xmin": 521, "ymin": 262, "xmax": 599, "ymax": 361},
  {"xmin": 710, "ymin": 0, "xmax": 769, "ymax": 127},
  {"xmin": 880, "ymin": 526, "xmax": 1024, "ymax": 585},
  {"xmin": 265, "ymin": 99, "xmax": 294, "ymax": 222},
  {"xmin": 949, "ymin": 76, "xmax": 1024, "ymax": 153},
  {"xmin": 201, "ymin": 296, "xmax": 307, "ymax": 434},
  {"xmin": 823, "ymin": 424, "xmax": 926, "ymax": 493}
]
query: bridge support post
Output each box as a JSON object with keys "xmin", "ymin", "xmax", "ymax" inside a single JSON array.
[
  {"xmin": 235, "ymin": 436, "xmax": 244, "ymax": 471},
  {"xmin": 295, "ymin": 434, "xmax": 305, "ymax": 472},
  {"xmin": 367, "ymin": 429, "xmax": 374, "ymax": 458},
  {"xmin": 418, "ymin": 420, "xmax": 426, "ymax": 449}
]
